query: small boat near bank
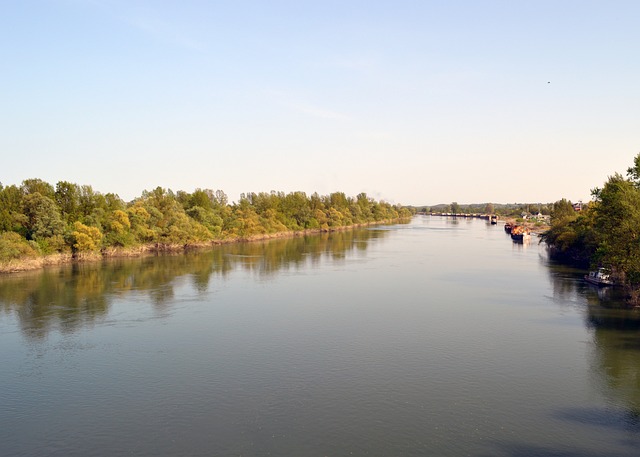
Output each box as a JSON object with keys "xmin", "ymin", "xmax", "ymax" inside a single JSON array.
[
  {"xmin": 584, "ymin": 268, "xmax": 615, "ymax": 286},
  {"xmin": 504, "ymin": 222, "xmax": 514, "ymax": 234}
]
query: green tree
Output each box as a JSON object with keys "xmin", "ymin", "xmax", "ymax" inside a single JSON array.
[
  {"xmin": 55, "ymin": 180, "xmax": 81, "ymax": 223},
  {"xmin": 356, "ymin": 193, "xmax": 374, "ymax": 222},
  {"xmin": 484, "ymin": 203, "xmax": 495, "ymax": 214},
  {"xmin": 104, "ymin": 209, "xmax": 136, "ymax": 247},
  {"xmin": 229, "ymin": 197, "xmax": 263, "ymax": 237},
  {"xmin": 626, "ymin": 152, "xmax": 640, "ymax": 185},
  {"xmin": 21, "ymin": 192, "xmax": 64, "ymax": 240},
  {"xmin": 21, "ymin": 178, "xmax": 55, "ymax": 199},
  {"xmin": 550, "ymin": 198, "xmax": 576, "ymax": 224},
  {"xmin": 592, "ymin": 174, "xmax": 640, "ymax": 285},
  {"xmin": 0, "ymin": 184, "xmax": 24, "ymax": 232}
]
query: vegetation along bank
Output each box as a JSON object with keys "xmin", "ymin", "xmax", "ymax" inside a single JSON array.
[
  {"xmin": 541, "ymin": 153, "xmax": 640, "ymax": 306},
  {"xmin": 0, "ymin": 180, "xmax": 413, "ymax": 273}
]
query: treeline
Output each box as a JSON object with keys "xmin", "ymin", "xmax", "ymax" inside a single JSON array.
[
  {"xmin": 415, "ymin": 202, "xmax": 552, "ymax": 217},
  {"xmin": 0, "ymin": 179, "xmax": 412, "ymax": 264},
  {"xmin": 541, "ymin": 154, "xmax": 640, "ymax": 305}
]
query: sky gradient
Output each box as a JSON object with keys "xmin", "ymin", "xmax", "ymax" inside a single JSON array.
[{"xmin": 2, "ymin": 0, "xmax": 639, "ymax": 205}]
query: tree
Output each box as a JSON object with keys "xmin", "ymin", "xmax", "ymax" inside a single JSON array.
[
  {"xmin": 592, "ymin": 173, "xmax": 640, "ymax": 285},
  {"xmin": 543, "ymin": 154, "xmax": 640, "ymax": 304},
  {"xmin": 356, "ymin": 193, "xmax": 374, "ymax": 222},
  {"xmin": 185, "ymin": 189, "xmax": 215, "ymax": 212},
  {"xmin": 21, "ymin": 192, "xmax": 64, "ymax": 240},
  {"xmin": 484, "ymin": 203, "xmax": 495, "ymax": 214},
  {"xmin": 55, "ymin": 181, "xmax": 81, "ymax": 223},
  {"xmin": 229, "ymin": 198, "xmax": 263, "ymax": 237},
  {"xmin": 186, "ymin": 206, "xmax": 223, "ymax": 237},
  {"xmin": 104, "ymin": 209, "xmax": 135, "ymax": 247},
  {"xmin": 72, "ymin": 221, "xmax": 103, "ymax": 252},
  {"xmin": 21, "ymin": 178, "xmax": 55, "ymax": 199},
  {"xmin": 550, "ymin": 199, "xmax": 576, "ymax": 224},
  {"xmin": 451, "ymin": 202, "xmax": 460, "ymax": 214},
  {"xmin": 0, "ymin": 184, "xmax": 24, "ymax": 232},
  {"xmin": 626, "ymin": 152, "xmax": 640, "ymax": 185}
]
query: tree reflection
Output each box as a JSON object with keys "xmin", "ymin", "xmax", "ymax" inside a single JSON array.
[
  {"xmin": 545, "ymin": 264, "xmax": 640, "ymax": 414},
  {"xmin": 588, "ymin": 305, "xmax": 640, "ymax": 414},
  {"xmin": 0, "ymin": 227, "xmax": 392, "ymax": 340}
]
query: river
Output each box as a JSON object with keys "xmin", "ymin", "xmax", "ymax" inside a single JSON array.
[{"xmin": 1, "ymin": 216, "xmax": 640, "ymax": 456}]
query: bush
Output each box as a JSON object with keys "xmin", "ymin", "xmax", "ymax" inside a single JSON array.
[
  {"xmin": 0, "ymin": 231, "xmax": 39, "ymax": 262},
  {"xmin": 35, "ymin": 234, "xmax": 68, "ymax": 254}
]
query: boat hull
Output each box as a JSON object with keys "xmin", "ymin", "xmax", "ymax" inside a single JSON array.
[{"xmin": 584, "ymin": 273, "xmax": 614, "ymax": 286}]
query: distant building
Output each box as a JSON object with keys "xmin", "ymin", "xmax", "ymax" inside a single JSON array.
[
  {"xmin": 536, "ymin": 212, "xmax": 551, "ymax": 222},
  {"xmin": 573, "ymin": 201, "xmax": 583, "ymax": 211}
]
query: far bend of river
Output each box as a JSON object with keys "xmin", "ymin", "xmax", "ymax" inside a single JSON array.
[{"xmin": 2, "ymin": 216, "xmax": 640, "ymax": 457}]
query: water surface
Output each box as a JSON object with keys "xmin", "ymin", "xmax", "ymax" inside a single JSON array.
[{"xmin": 2, "ymin": 216, "xmax": 640, "ymax": 456}]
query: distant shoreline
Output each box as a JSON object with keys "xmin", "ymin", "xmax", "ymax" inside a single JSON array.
[
  {"xmin": 0, "ymin": 218, "xmax": 408, "ymax": 275},
  {"xmin": 423, "ymin": 213, "xmax": 550, "ymax": 234}
]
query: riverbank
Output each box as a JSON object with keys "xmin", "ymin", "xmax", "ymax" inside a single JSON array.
[
  {"xmin": 0, "ymin": 218, "xmax": 408, "ymax": 274},
  {"xmin": 502, "ymin": 217, "xmax": 550, "ymax": 234},
  {"xmin": 426, "ymin": 213, "xmax": 550, "ymax": 234}
]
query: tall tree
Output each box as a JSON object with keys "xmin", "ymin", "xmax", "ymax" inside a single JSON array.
[
  {"xmin": 550, "ymin": 199, "xmax": 576, "ymax": 224},
  {"xmin": 592, "ymin": 173, "xmax": 640, "ymax": 284},
  {"xmin": 0, "ymin": 184, "xmax": 24, "ymax": 232},
  {"xmin": 21, "ymin": 178, "xmax": 55, "ymax": 199},
  {"xmin": 55, "ymin": 180, "xmax": 81, "ymax": 223},
  {"xmin": 21, "ymin": 193, "xmax": 64, "ymax": 240},
  {"xmin": 484, "ymin": 203, "xmax": 495, "ymax": 214}
]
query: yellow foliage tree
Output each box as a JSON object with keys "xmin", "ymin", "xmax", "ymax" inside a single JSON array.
[
  {"xmin": 109, "ymin": 210, "xmax": 131, "ymax": 234},
  {"xmin": 72, "ymin": 221, "xmax": 103, "ymax": 252}
]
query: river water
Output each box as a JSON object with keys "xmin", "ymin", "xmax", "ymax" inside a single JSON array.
[{"xmin": 1, "ymin": 216, "xmax": 640, "ymax": 456}]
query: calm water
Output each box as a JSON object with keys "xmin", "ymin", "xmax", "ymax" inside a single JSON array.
[{"xmin": 2, "ymin": 216, "xmax": 640, "ymax": 456}]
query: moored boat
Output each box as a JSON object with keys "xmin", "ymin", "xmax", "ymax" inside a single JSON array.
[
  {"xmin": 584, "ymin": 268, "xmax": 615, "ymax": 286},
  {"xmin": 510, "ymin": 225, "xmax": 530, "ymax": 242},
  {"xmin": 504, "ymin": 222, "xmax": 513, "ymax": 233}
]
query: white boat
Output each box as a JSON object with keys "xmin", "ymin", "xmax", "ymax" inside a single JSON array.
[{"xmin": 584, "ymin": 268, "xmax": 614, "ymax": 286}]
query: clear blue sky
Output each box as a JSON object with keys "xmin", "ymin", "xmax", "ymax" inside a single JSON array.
[{"xmin": 2, "ymin": 0, "xmax": 639, "ymax": 205}]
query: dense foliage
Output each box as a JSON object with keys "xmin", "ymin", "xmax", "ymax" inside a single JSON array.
[
  {"xmin": 541, "ymin": 154, "xmax": 640, "ymax": 304},
  {"xmin": 0, "ymin": 180, "xmax": 412, "ymax": 263}
]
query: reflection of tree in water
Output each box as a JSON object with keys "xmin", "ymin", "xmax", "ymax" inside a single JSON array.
[
  {"xmin": 545, "ymin": 263, "xmax": 590, "ymax": 310},
  {"xmin": 545, "ymin": 263, "xmax": 640, "ymax": 416},
  {"xmin": 0, "ymin": 226, "xmax": 392, "ymax": 340},
  {"xmin": 545, "ymin": 261, "xmax": 629, "ymax": 312},
  {"xmin": 0, "ymin": 265, "xmax": 111, "ymax": 341},
  {"xmin": 587, "ymin": 303, "xmax": 640, "ymax": 415},
  {"xmin": 214, "ymin": 227, "xmax": 389, "ymax": 278}
]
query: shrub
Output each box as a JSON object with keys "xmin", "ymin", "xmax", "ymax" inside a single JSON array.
[{"xmin": 0, "ymin": 232, "xmax": 39, "ymax": 262}]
